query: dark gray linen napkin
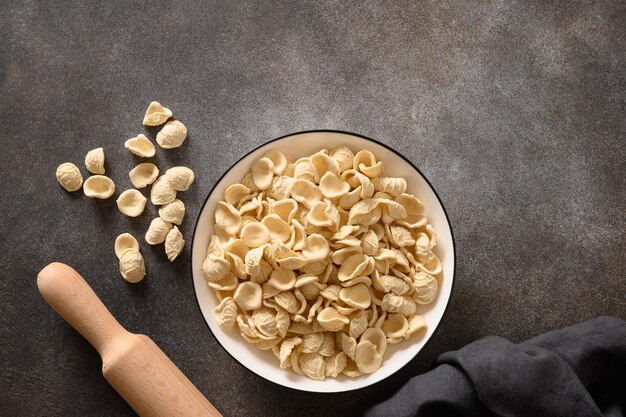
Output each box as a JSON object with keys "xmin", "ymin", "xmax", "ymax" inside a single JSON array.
[{"xmin": 364, "ymin": 316, "xmax": 626, "ymax": 417}]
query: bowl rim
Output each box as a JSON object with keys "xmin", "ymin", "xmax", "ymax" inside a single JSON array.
[{"xmin": 190, "ymin": 129, "xmax": 457, "ymax": 393}]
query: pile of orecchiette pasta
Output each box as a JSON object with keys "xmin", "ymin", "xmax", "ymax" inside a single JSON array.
[{"xmin": 204, "ymin": 146, "xmax": 441, "ymax": 380}]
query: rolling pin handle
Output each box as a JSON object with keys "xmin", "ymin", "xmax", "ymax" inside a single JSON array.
[{"xmin": 37, "ymin": 262, "xmax": 127, "ymax": 356}]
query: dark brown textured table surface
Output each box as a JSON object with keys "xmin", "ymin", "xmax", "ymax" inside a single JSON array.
[{"xmin": 1, "ymin": 1, "xmax": 624, "ymax": 416}]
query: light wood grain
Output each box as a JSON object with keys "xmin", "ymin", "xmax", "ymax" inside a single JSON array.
[{"xmin": 38, "ymin": 262, "xmax": 222, "ymax": 417}]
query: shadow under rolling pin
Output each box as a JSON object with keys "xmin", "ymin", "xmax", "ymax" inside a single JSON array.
[{"xmin": 37, "ymin": 262, "xmax": 222, "ymax": 417}]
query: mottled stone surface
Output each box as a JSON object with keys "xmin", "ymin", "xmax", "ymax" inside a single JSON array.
[{"xmin": 0, "ymin": 1, "xmax": 624, "ymax": 416}]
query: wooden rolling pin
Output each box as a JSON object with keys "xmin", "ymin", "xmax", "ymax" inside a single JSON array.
[{"xmin": 37, "ymin": 262, "xmax": 222, "ymax": 417}]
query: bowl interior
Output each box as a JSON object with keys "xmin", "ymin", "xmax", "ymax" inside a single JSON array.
[{"xmin": 191, "ymin": 131, "xmax": 455, "ymax": 393}]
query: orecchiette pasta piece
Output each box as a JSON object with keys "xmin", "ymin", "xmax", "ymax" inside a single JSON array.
[
  {"xmin": 225, "ymin": 253, "xmax": 246, "ymax": 279},
  {"xmin": 129, "ymin": 163, "xmax": 159, "ymax": 188},
  {"xmin": 164, "ymin": 226, "xmax": 184, "ymax": 261},
  {"xmin": 396, "ymin": 193, "xmax": 424, "ymax": 216},
  {"xmin": 376, "ymin": 199, "xmax": 407, "ymax": 223},
  {"xmin": 381, "ymin": 313, "xmax": 409, "ymax": 339},
  {"xmin": 332, "ymin": 225, "xmax": 360, "ymax": 240},
  {"xmin": 252, "ymin": 307, "xmax": 278, "ymax": 337},
  {"xmin": 340, "ymin": 333, "xmax": 357, "ymax": 359},
  {"xmin": 240, "ymin": 222, "xmax": 270, "ymax": 247},
  {"xmin": 166, "ymin": 166, "xmax": 195, "ymax": 191},
  {"xmin": 143, "ymin": 101, "xmax": 172, "ymax": 126},
  {"xmin": 317, "ymin": 307, "xmax": 349, "ymax": 332},
  {"xmin": 412, "ymin": 272, "xmax": 438, "ymax": 304},
  {"xmin": 275, "ymin": 306, "xmax": 290, "ymax": 337},
  {"xmin": 262, "ymin": 283, "xmax": 281, "ymax": 300},
  {"xmin": 311, "ymin": 151, "xmax": 340, "ymax": 177},
  {"xmin": 348, "ymin": 199, "xmax": 382, "ymax": 226},
  {"xmin": 353, "ymin": 172, "xmax": 375, "ymax": 199},
  {"xmin": 373, "ymin": 273, "xmax": 410, "ymax": 295},
  {"xmin": 318, "ymin": 333, "xmax": 335, "ymax": 357},
  {"xmin": 302, "ymin": 233, "xmax": 329, "ymax": 261},
  {"xmin": 251, "ymin": 157, "xmax": 274, "ymax": 190},
  {"xmin": 306, "ymin": 201, "xmax": 335, "ymax": 228},
  {"xmin": 293, "ymin": 158, "xmax": 318, "ymax": 182},
  {"xmin": 299, "ymin": 352, "xmax": 326, "ymax": 380},
  {"xmin": 339, "ymin": 186, "xmax": 362, "ymax": 209},
  {"xmin": 114, "ymin": 233, "xmax": 139, "ymax": 259},
  {"xmin": 338, "ymin": 254, "xmax": 371, "ymax": 282},
  {"xmin": 252, "ymin": 260, "xmax": 273, "ymax": 284},
  {"xmin": 414, "ymin": 254, "xmax": 443, "ymax": 276},
  {"xmin": 151, "ymin": 175, "xmax": 177, "ymax": 205},
  {"xmin": 300, "ymin": 282, "xmax": 325, "ymax": 301},
  {"xmin": 224, "ymin": 184, "xmax": 251, "ymax": 206},
  {"xmin": 333, "ymin": 302, "xmax": 358, "ymax": 316},
  {"xmin": 320, "ymin": 285, "xmax": 341, "ymax": 302},
  {"xmin": 119, "ymin": 250, "xmax": 146, "ymax": 283},
  {"xmin": 125, "ymin": 134, "xmax": 156, "ymax": 157},
  {"xmin": 268, "ymin": 267, "xmax": 296, "ymax": 291},
  {"xmin": 339, "ymin": 283, "xmax": 372, "ymax": 309},
  {"xmin": 325, "ymin": 352, "xmax": 348, "ymax": 377},
  {"xmin": 338, "ymin": 361, "xmax": 362, "ymax": 379},
  {"xmin": 300, "ymin": 332, "xmax": 324, "ymax": 353},
  {"xmin": 274, "ymin": 291, "xmax": 299, "ymax": 314},
  {"xmin": 237, "ymin": 315, "xmax": 272, "ymax": 341},
  {"xmin": 372, "ymin": 177, "xmax": 407, "ymax": 196},
  {"xmin": 353, "ymin": 150, "xmax": 384, "ymax": 178},
  {"xmin": 269, "ymin": 198, "xmax": 298, "ymax": 223},
  {"xmin": 349, "ymin": 311, "xmax": 369, "ymax": 339},
  {"xmin": 294, "ymin": 274, "xmax": 318, "ymax": 288},
  {"xmin": 267, "ymin": 176, "xmax": 295, "ymax": 200},
  {"xmin": 116, "ymin": 189, "xmax": 147, "ymax": 217},
  {"xmin": 83, "ymin": 175, "xmax": 115, "ymax": 199},
  {"xmin": 202, "ymin": 255, "xmax": 229, "ymax": 282},
  {"xmin": 213, "ymin": 297, "xmax": 238, "ymax": 331},
  {"xmin": 145, "ymin": 217, "xmax": 172, "ymax": 245},
  {"xmin": 386, "ymin": 224, "xmax": 415, "ymax": 247},
  {"xmin": 262, "ymin": 150, "xmax": 288, "ymax": 175},
  {"xmin": 156, "ymin": 120, "xmax": 187, "ymax": 149},
  {"xmin": 215, "ymin": 202, "xmax": 241, "ymax": 236},
  {"xmin": 240, "ymin": 173, "xmax": 260, "ymax": 192},
  {"xmin": 158, "ymin": 199, "xmax": 185, "ymax": 225},
  {"xmin": 319, "ymin": 171, "xmax": 350, "ymax": 198},
  {"xmin": 360, "ymin": 327, "xmax": 388, "ymax": 356},
  {"xmin": 414, "ymin": 232, "xmax": 435, "ymax": 263},
  {"xmin": 261, "ymin": 214, "xmax": 291, "ymax": 242},
  {"xmin": 244, "ymin": 245, "xmax": 264, "ymax": 277},
  {"xmin": 283, "ymin": 162, "xmax": 295, "ymax": 177},
  {"xmin": 381, "ymin": 293, "xmax": 416, "ymax": 317},
  {"xmin": 276, "ymin": 251, "xmax": 308, "ymax": 270},
  {"xmin": 256, "ymin": 338, "xmax": 282, "ymax": 350},
  {"xmin": 207, "ymin": 235, "xmax": 225, "ymax": 258},
  {"xmin": 342, "ymin": 276, "xmax": 372, "ymax": 288},
  {"xmin": 207, "ymin": 271, "xmax": 238, "ymax": 291},
  {"xmin": 85, "ymin": 147, "xmax": 105, "ymax": 174},
  {"xmin": 331, "ymin": 246, "xmax": 363, "ymax": 265},
  {"xmin": 330, "ymin": 146, "xmax": 354, "ymax": 172},
  {"xmin": 225, "ymin": 238, "xmax": 249, "ymax": 260},
  {"xmin": 56, "ymin": 162, "xmax": 83, "ymax": 192},
  {"xmin": 361, "ymin": 229, "xmax": 380, "ymax": 256},
  {"xmin": 233, "ymin": 282, "xmax": 262, "ymax": 310},
  {"xmin": 291, "ymin": 179, "xmax": 322, "ymax": 209},
  {"xmin": 290, "ymin": 350, "xmax": 304, "ymax": 374},
  {"xmin": 279, "ymin": 337, "xmax": 302, "ymax": 368},
  {"xmin": 354, "ymin": 340, "xmax": 383, "ymax": 374},
  {"xmin": 300, "ymin": 260, "xmax": 327, "ymax": 275},
  {"xmin": 406, "ymin": 315, "xmax": 427, "ymax": 338}
]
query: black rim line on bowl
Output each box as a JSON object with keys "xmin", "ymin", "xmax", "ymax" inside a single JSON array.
[{"xmin": 189, "ymin": 129, "xmax": 457, "ymax": 394}]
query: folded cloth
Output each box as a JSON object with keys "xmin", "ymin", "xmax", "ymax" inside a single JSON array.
[{"xmin": 364, "ymin": 316, "xmax": 626, "ymax": 417}]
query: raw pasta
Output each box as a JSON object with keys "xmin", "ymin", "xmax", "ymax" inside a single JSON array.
[{"xmin": 204, "ymin": 146, "xmax": 441, "ymax": 379}]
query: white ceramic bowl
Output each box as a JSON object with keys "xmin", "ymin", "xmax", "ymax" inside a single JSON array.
[{"xmin": 191, "ymin": 131, "xmax": 455, "ymax": 393}]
